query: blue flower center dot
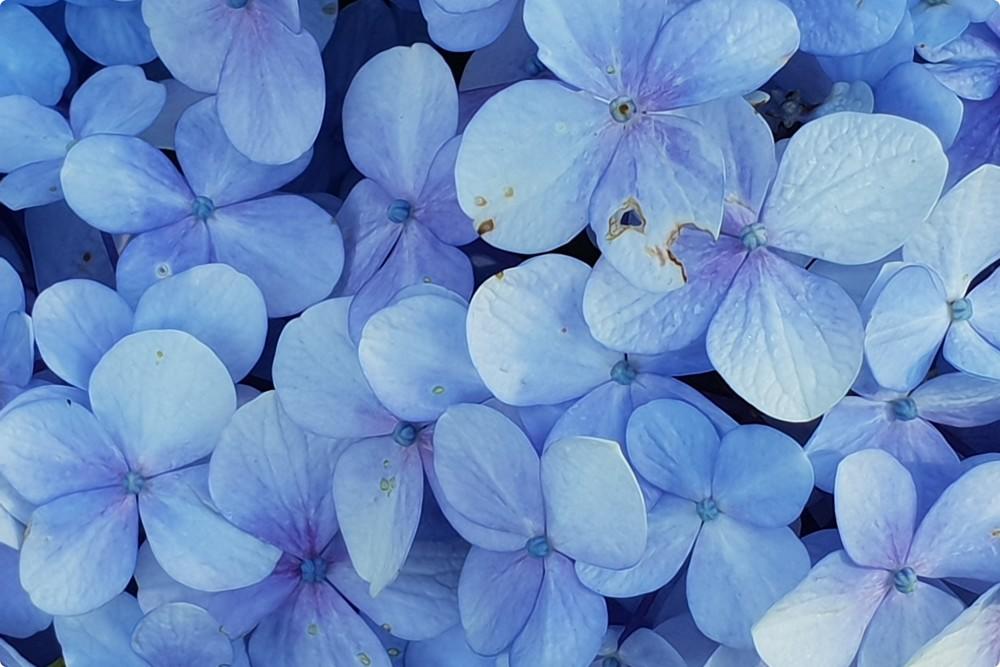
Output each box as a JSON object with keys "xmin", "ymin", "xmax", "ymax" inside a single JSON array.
[
  {"xmin": 609, "ymin": 96, "xmax": 637, "ymax": 123},
  {"xmin": 387, "ymin": 199, "xmax": 412, "ymax": 223},
  {"xmin": 300, "ymin": 558, "xmax": 328, "ymax": 583},
  {"xmin": 740, "ymin": 223, "xmax": 768, "ymax": 250},
  {"xmin": 893, "ymin": 566, "xmax": 918, "ymax": 594},
  {"xmin": 227, "ymin": 0, "xmax": 249, "ymax": 8},
  {"xmin": 392, "ymin": 422, "xmax": 418, "ymax": 447},
  {"xmin": 891, "ymin": 397, "xmax": 918, "ymax": 421},
  {"xmin": 610, "ymin": 359, "xmax": 637, "ymax": 385},
  {"xmin": 696, "ymin": 497, "xmax": 720, "ymax": 522},
  {"xmin": 525, "ymin": 535, "xmax": 551, "ymax": 558},
  {"xmin": 950, "ymin": 298, "xmax": 973, "ymax": 321},
  {"xmin": 123, "ymin": 471, "xmax": 145, "ymax": 495},
  {"xmin": 191, "ymin": 196, "xmax": 215, "ymax": 222}
]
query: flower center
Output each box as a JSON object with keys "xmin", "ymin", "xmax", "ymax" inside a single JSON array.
[
  {"xmin": 610, "ymin": 359, "xmax": 637, "ymax": 385},
  {"xmin": 740, "ymin": 223, "xmax": 768, "ymax": 250},
  {"xmin": 386, "ymin": 199, "xmax": 412, "ymax": 224},
  {"xmin": 893, "ymin": 566, "xmax": 918, "ymax": 594},
  {"xmin": 392, "ymin": 421, "xmax": 418, "ymax": 447},
  {"xmin": 300, "ymin": 558, "xmax": 328, "ymax": 583},
  {"xmin": 123, "ymin": 471, "xmax": 145, "ymax": 495},
  {"xmin": 696, "ymin": 497, "xmax": 720, "ymax": 522},
  {"xmin": 609, "ymin": 96, "xmax": 637, "ymax": 123},
  {"xmin": 950, "ymin": 298, "xmax": 973, "ymax": 321},
  {"xmin": 191, "ymin": 196, "xmax": 215, "ymax": 222},
  {"xmin": 525, "ymin": 535, "xmax": 551, "ymax": 558},
  {"xmin": 891, "ymin": 397, "xmax": 918, "ymax": 421}
]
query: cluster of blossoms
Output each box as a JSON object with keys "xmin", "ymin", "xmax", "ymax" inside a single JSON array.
[{"xmin": 2, "ymin": 0, "xmax": 1000, "ymax": 665}]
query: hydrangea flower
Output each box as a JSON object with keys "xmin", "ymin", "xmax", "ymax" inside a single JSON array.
[
  {"xmin": 31, "ymin": 263, "xmax": 268, "ymax": 387},
  {"xmin": 0, "ymin": 330, "xmax": 279, "ymax": 615},
  {"xmin": 60, "ymin": 97, "xmax": 344, "ymax": 315},
  {"xmin": 578, "ymin": 399, "xmax": 813, "ymax": 648},
  {"xmin": 917, "ymin": 23, "xmax": 1000, "ymax": 103},
  {"xmin": 866, "ymin": 165, "xmax": 1000, "ymax": 387},
  {"xmin": 805, "ymin": 371, "xmax": 1000, "ymax": 511},
  {"xmin": 142, "ymin": 0, "xmax": 326, "ymax": 164},
  {"xmin": 207, "ymin": 391, "xmax": 462, "ymax": 666},
  {"xmin": 906, "ymin": 582, "xmax": 1000, "ymax": 666},
  {"xmin": 456, "ymin": 0, "xmax": 800, "ymax": 293},
  {"xmin": 0, "ymin": 65, "xmax": 166, "ymax": 210},
  {"xmin": 753, "ymin": 450, "xmax": 1000, "ymax": 666},
  {"xmin": 0, "ymin": 1, "xmax": 70, "ymax": 105},
  {"xmin": 339, "ymin": 43, "xmax": 475, "ymax": 337},
  {"xmin": 433, "ymin": 403, "xmax": 648, "ymax": 666},
  {"xmin": 586, "ymin": 111, "xmax": 947, "ymax": 421},
  {"xmin": 274, "ymin": 289, "xmax": 489, "ymax": 593}
]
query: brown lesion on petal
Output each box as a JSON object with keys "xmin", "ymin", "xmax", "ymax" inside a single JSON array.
[
  {"xmin": 477, "ymin": 219, "xmax": 495, "ymax": 236},
  {"xmin": 645, "ymin": 223, "xmax": 693, "ymax": 283},
  {"xmin": 606, "ymin": 197, "xmax": 647, "ymax": 241}
]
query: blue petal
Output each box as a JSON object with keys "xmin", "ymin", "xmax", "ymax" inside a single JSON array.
[
  {"xmin": 54, "ymin": 594, "xmax": 148, "ymax": 667},
  {"xmin": 209, "ymin": 391, "xmax": 345, "ymax": 559},
  {"xmin": 783, "ymin": 0, "xmax": 907, "ymax": 56},
  {"xmin": 133, "ymin": 264, "xmax": 267, "ymax": 381},
  {"xmin": 0, "ymin": 159, "xmax": 65, "ymax": 210},
  {"xmin": 142, "ymin": 0, "xmax": 241, "ymax": 93},
  {"xmin": 65, "ymin": 0, "xmax": 157, "ymax": 66},
  {"xmin": 911, "ymin": 371, "xmax": 1000, "ymax": 426},
  {"xmin": 817, "ymin": 13, "xmax": 915, "ymax": 85},
  {"xmin": 855, "ymin": 584, "xmax": 965, "ymax": 667},
  {"xmin": 0, "ymin": 541, "xmax": 51, "ymax": 638},
  {"xmin": 0, "ymin": 4, "xmax": 70, "ymax": 105},
  {"xmin": 0, "ymin": 95, "xmax": 72, "ymax": 172},
  {"xmin": 32, "ymin": 279, "xmax": 133, "ymax": 389},
  {"xmin": 875, "ymin": 62, "xmax": 965, "ymax": 149},
  {"xmin": 70, "ymin": 65, "xmax": 166, "ymax": 138},
  {"xmin": 907, "ymin": 583, "xmax": 1000, "ymax": 667},
  {"xmin": 420, "ymin": 0, "xmax": 518, "ymax": 52},
  {"xmin": 131, "ymin": 602, "xmax": 233, "ymax": 667},
  {"xmin": 89, "ymin": 330, "xmax": 236, "ymax": 475}
]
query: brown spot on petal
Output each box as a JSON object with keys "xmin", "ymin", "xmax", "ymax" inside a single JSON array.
[
  {"xmin": 992, "ymin": 529, "xmax": 1000, "ymax": 538},
  {"xmin": 606, "ymin": 197, "xmax": 647, "ymax": 241},
  {"xmin": 478, "ymin": 219, "xmax": 495, "ymax": 235},
  {"xmin": 474, "ymin": 196, "xmax": 488, "ymax": 207},
  {"xmin": 503, "ymin": 186, "xmax": 515, "ymax": 198}
]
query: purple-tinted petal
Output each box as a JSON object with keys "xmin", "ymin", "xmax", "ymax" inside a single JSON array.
[
  {"xmin": 417, "ymin": 135, "xmax": 478, "ymax": 246},
  {"xmin": 210, "ymin": 392, "xmax": 345, "ymax": 559},
  {"xmin": 142, "ymin": 0, "xmax": 241, "ymax": 93},
  {"xmin": 332, "ymin": 178, "xmax": 401, "ymax": 296},
  {"xmin": 458, "ymin": 546, "xmax": 542, "ymax": 655}
]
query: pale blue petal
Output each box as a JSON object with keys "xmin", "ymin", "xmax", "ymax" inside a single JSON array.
[
  {"xmin": 21, "ymin": 487, "xmax": 137, "ymax": 616},
  {"xmin": 619, "ymin": 627, "xmax": 687, "ymax": 667},
  {"xmin": 508, "ymin": 553, "xmax": 607, "ymax": 667},
  {"xmin": 359, "ymin": 289, "xmax": 488, "ymax": 422},
  {"xmin": 0, "ymin": 397, "xmax": 127, "ymax": 505},
  {"xmin": 910, "ymin": 371, "xmax": 1000, "ymax": 426},
  {"xmin": 405, "ymin": 623, "xmax": 495, "ymax": 667},
  {"xmin": 712, "ymin": 425, "xmax": 813, "ymax": 528},
  {"xmin": 458, "ymin": 546, "xmax": 542, "ymax": 655},
  {"xmin": 783, "ymin": 0, "xmax": 908, "ymax": 56},
  {"xmin": 333, "ymin": 436, "xmax": 424, "ymax": 595},
  {"xmin": 856, "ymin": 584, "xmax": 965, "ymax": 667},
  {"xmin": 835, "ymin": 449, "xmax": 917, "ymax": 570},
  {"xmin": 576, "ymin": 494, "xmax": 701, "ymax": 598},
  {"xmin": 272, "ymin": 298, "xmax": 396, "ymax": 439},
  {"xmin": 175, "ymin": 97, "xmax": 311, "ymax": 206},
  {"xmin": 751, "ymin": 550, "xmax": 892, "ymax": 667},
  {"xmin": 909, "ymin": 461, "xmax": 1000, "ymax": 581},
  {"xmin": 943, "ymin": 319, "xmax": 1000, "ymax": 379},
  {"xmin": 417, "ymin": 135, "xmax": 478, "ymax": 246},
  {"xmin": 216, "ymin": 15, "xmax": 325, "ymax": 165},
  {"xmin": 142, "ymin": 0, "xmax": 240, "ymax": 93},
  {"xmin": 875, "ymin": 62, "xmax": 964, "ymax": 149},
  {"xmin": 905, "ymin": 164, "xmax": 1000, "ymax": 298},
  {"xmin": 0, "ymin": 95, "xmax": 72, "ymax": 172},
  {"xmin": 140, "ymin": 79, "xmax": 211, "ymax": 151},
  {"xmin": 626, "ymin": 398, "xmax": 719, "ymax": 501},
  {"xmin": 455, "ymin": 80, "xmax": 616, "ymax": 253},
  {"xmin": 61, "ymin": 135, "xmax": 193, "ymax": 234},
  {"xmin": 54, "ymin": 594, "xmax": 147, "ymax": 667},
  {"xmin": 65, "ymin": 1, "xmax": 157, "ymax": 66},
  {"xmin": 0, "ymin": 543, "xmax": 51, "ymax": 638},
  {"xmin": 467, "ymin": 254, "xmax": 620, "ymax": 405},
  {"xmin": 817, "ymin": 13, "xmax": 914, "ymax": 85},
  {"xmin": 131, "ymin": 602, "xmax": 233, "ymax": 667},
  {"xmin": 133, "ymin": 264, "xmax": 267, "ymax": 381},
  {"xmin": 32, "ymin": 279, "xmax": 133, "ymax": 389},
  {"xmin": 333, "ymin": 178, "xmax": 401, "ymax": 296},
  {"xmin": 209, "ymin": 195, "xmax": 344, "ymax": 317},
  {"xmin": 326, "ymin": 537, "xmax": 462, "ymax": 641},
  {"xmin": 140, "ymin": 466, "xmax": 282, "ymax": 593},
  {"xmin": 420, "ymin": 0, "xmax": 518, "ymax": 52},
  {"xmin": 0, "ymin": 4, "xmax": 70, "ymax": 105},
  {"xmin": 115, "ymin": 219, "xmax": 212, "ymax": 307},
  {"xmin": 0, "ymin": 159, "xmax": 66, "ymax": 210},
  {"xmin": 760, "ymin": 113, "xmax": 947, "ymax": 264},
  {"xmin": 0, "ymin": 312, "xmax": 33, "ymax": 388},
  {"xmin": 906, "ymin": 583, "xmax": 1000, "ymax": 667},
  {"xmin": 541, "ymin": 436, "xmax": 646, "ymax": 569},
  {"xmin": 707, "ymin": 251, "xmax": 864, "ymax": 422},
  {"xmin": 689, "ymin": 519, "xmax": 810, "ymax": 648},
  {"xmin": 343, "ymin": 43, "xmax": 457, "ymax": 195},
  {"xmin": 864, "ymin": 263, "xmax": 950, "ymax": 392},
  {"xmin": 432, "ymin": 403, "xmax": 544, "ymax": 550}
]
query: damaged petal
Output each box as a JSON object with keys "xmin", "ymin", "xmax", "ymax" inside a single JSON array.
[
  {"xmin": 477, "ymin": 219, "xmax": 495, "ymax": 236},
  {"xmin": 606, "ymin": 197, "xmax": 647, "ymax": 241}
]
